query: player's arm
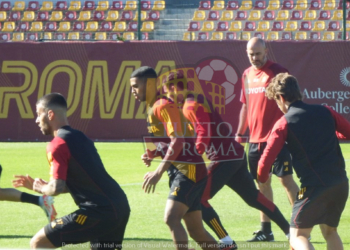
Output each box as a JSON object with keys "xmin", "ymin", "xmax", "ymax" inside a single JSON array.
[
  {"xmin": 325, "ymin": 106, "xmax": 350, "ymax": 140},
  {"xmin": 33, "ymin": 178, "xmax": 69, "ymax": 196},
  {"xmin": 236, "ymin": 76, "xmax": 248, "ymax": 141},
  {"xmin": 257, "ymin": 117, "xmax": 288, "ymax": 183}
]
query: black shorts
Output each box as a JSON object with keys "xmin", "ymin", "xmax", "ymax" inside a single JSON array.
[
  {"xmin": 44, "ymin": 208, "xmax": 130, "ymax": 249},
  {"xmin": 290, "ymin": 181, "xmax": 349, "ymax": 228},
  {"xmin": 248, "ymin": 142, "xmax": 293, "ymax": 179},
  {"xmin": 168, "ymin": 165, "xmax": 207, "ymax": 212}
]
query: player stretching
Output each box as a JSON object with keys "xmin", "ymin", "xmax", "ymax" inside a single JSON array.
[{"xmin": 259, "ymin": 73, "xmax": 349, "ymax": 250}]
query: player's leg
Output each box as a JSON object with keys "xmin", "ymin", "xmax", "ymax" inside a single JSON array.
[
  {"xmin": 289, "ymin": 227, "xmax": 314, "ymax": 250},
  {"xmin": 319, "ymin": 225, "xmax": 343, "ymax": 250},
  {"xmin": 30, "ymin": 228, "xmax": 56, "ymax": 249},
  {"xmin": 278, "ymin": 175, "xmax": 299, "ymax": 205}
]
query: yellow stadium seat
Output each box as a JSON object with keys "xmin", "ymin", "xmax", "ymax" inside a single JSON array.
[
  {"xmin": 85, "ymin": 21, "xmax": 99, "ymax": 31},
  {"xmin": 332, "ymin": 10, "xmax": 343, "ymax": 20},
  {"xmin": 229, "ymin": 21, "xmax": 242, "ymax": 31},
  {"xmin": 113, "ymin": 22, "xmax": 126, "ymax": 32},
  {"xmin": 96, "ymin": 1, "xmax": 109, "ymax": 11},
  {"xmin": 201, "ymin": 21, "xmax": 214, "ymax": 31},
  {"xmin": 152, "ymin": 1, "xmax": 165, "ymax": 11},
  {"xmin": 125, "ymin": 1, "xmax": 137, "ymax": 10},
  {"xmin": 68, "ymin": 32, "xmax": 79, "ymax": 40},
  {"xmin": 312, "ymin": 21, "xmax": 325, "ymax": 31},
  {"xmin": 323, "ymin": 0, "xmax": 336, "ymax": 10},
  {"xmin": 248, "ymin": 10, "xmax": 261, "ymax": 20},
  {"xmin": 22, "ymin": 11, "xmax": 35, "ymax": 21},
  {"xmin": 133, "ymin": 11, "xmax": 147, "ymax": 21},
  {"xmin": 30, "ymin": 22, "xmax": 43, "ymax": 32},
  {"xmin": 12, "ymin": 32, "xmax": 24, "ymax": 41},
  {"xmin": 240, "ymin": 0, "xmax": 253, "ymax": 10},
  {"xmin": 43, "ymin": 32, "xmax": 52, "ymax": 40},
  {"xmin": 95, "ymin": 32, "xmax": 107, "ymax": 40},
  {"xmin": 266, "ymin": 31, "xmax": 279, "ymax": 40},
  {"xmin": 57, "ymin": 21, "xmax": 70, "ymax": 31},
  {"xmin": 50, "ymin": 11, "xmax": 63, "ymax": 21},
  {"xmin": 295, "ymin": 0, "xmax": 307, "ymax": 10},
  {"xmin": 304, "ymin": 10, "xmax": 317, "ymax": 20},
  {"xmin": 13, "ymin": 1, "xmax": 25, "ymax": 11},
  {"xmin": 106, "ymin": 11, "xmax": 119, "ymax": 21},
  {"xmin": 210, "ymin": 32, "xmax": 224, "ymax": 40},
  {"xmin": 267, "ymin": 0, "xmax": 280, "ymax": 10},
  {"xmin": 68, "ymin": 1, "xmax": 81, "ymax": 11},
  {"xmin": 0, "ymin": 11, "xmax": 6, "ymax": 21},
  {"xmin": 141, "ymin": 21, "xmax": 154, "ymax": 32},
  {"xmin": 322, "ymin": 31, "xmax": 335, "ymax": 40},
  {"xmin": 285, "ymin": 21, "xmax": 298, "ymax": 31},
  {"xmin": 78, "ymin": 11, "xmax": 91, "ymax": 21},
  {"xmin": 193, "ymin": 10, "xmax": 206, "ymax": 21},
  {"xmin": 40, "ymin": 1, "xmax": 53, "ymax": 11},
  {"xmin": 345, "ymin": 21, "xmax": 350, "ymax": 30},
  {"xmin": 295, "ymin": 31, "xmax": 307, "ymax": 40},
  {"xmin": 2, "ymin": 22, "xmax": 15, "ymax": 32},
  {"xmin": 241, "ymin": 32, "xmax": 251, "ymax": 40},
  {"xmin": 212, "ymin": 1, "xmax": 225, "ymax": 10},
  {"xmin": 276, "ymin": 10, "xmax": 289, "ymax": 20},
  {"xmin": 123, "ymin": 32, "xmax": 135, "ymax": 40},
  {"xmin": 256, "ymin": 21, "xmax": 270, "ymax": 31},
  {"xmin": 183, "ymin": 32, "xmax": 195, "ymax": 41},
  {"xmin": 220, "ymin": 10, "xmax": 234, "ymax": 20}
]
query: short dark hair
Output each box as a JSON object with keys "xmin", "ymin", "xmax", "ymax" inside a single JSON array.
[
  {"xmin": 266, "ymin": 73, "xmax": 302, "ymax": 102},
  {"xmin": 37, "ymin": 93, "xmax": 67, "ymax": 110},
  {"xmin": 130, "ymin": 66, "xmax": 157, "ymax": 82}
]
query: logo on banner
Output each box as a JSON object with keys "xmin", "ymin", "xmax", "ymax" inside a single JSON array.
[{"xmin": 340, "ymin": 67, "xmax": 350, "ymax": 87}]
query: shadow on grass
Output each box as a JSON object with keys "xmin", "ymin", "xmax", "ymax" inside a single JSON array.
[{"xmin": 0, "ymin": 235, "xmax": 32, "ymax": 239}]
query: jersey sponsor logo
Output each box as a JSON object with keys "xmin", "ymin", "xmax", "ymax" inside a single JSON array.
[
  {"xmin": 51, "ymin": 218, "xmax": 63, "ymax": 228},
  {"xmin": 171, "ymin": 187, "xmax": 180, "ymax": 196},
  {"xmin": 75, "ymin": 215, "xmax": 88, "ymax": 225},
  {"xmin": 298, "ymin": 187, "xmax": 307, "ymax": 200},
  {"xmin": 245, "ymin": 87, "xmax": 266, "ymax": 95}
]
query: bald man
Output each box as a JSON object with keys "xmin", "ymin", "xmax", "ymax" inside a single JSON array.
[{"xmin": 235, "ymin": 38, "xmax": 299, "ymax": 242}]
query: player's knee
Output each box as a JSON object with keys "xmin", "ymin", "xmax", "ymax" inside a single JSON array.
[
  {"xmin": 321, "ymin": 225, "xmax": 338, "ymax": 239},
  {"xmin": 164, "ymin": 213, "xmax": 181, "ymax": 228},
  {"xmin": 30, "ymin": 236, "xmax": 39, "ymax": 249},
  {"xmin": 279, "ymin": 175, "xmax": 296, "ymax": 187}
]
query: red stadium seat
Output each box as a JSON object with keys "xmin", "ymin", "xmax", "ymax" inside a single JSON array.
[
  {"xmin": 337, "ymin": 1, "xmax": 350, "ymax": 9},
  {"xmin": 244, "ymin": 21, "xmax": 256, "ymax": 31},
  {"xmin": 216, "ymin": 21, "xmax": 228, "ymax": 31},
  {"xmin": 93, "ymin": 11, "xmax": 105, "ymax": 21},
  {"xmin": 127, "ymin": 21, "xmax": 138, "ymax": 31},
  {"xmin": 310, "ymin": 32, "xmax": 321, "ymax": 40},
  {"xmin": 55, "ymin": 1, "xmax": 67, "ymax": 10},
  {"xmin": 0, "ymin": 32, "xmax": 10, "ymax": 41},
  {"xmin": 37, "ymin": 11, "xmax": 49, "ymax": 21},
  {"xmin": 263, "ymin": 10, "xmax": 275, "ymax": 20},
  {"xmin": 141, "ymin": 0, "xmax": 151, "ymax": 10},
  {"xmin": 272, "ymin": 21, "xmax": 283, "ymax": 31},
  {"xmin": 108, "ymin": 32, "xmax": 121, "ymax": 40},
  {"xmin": 227, "ymin": 1, "xmax": 239, "ymax": 10},
  {"xmin": 26, "ymin": 33, "xmax": 38, "ymax": 41},
  {"xmin": 147, "ymin": 11, "xmax": 160, "ymax": 21},
  {"xmin": 73, "ymin": 21, "xmax": 84, "ymax": 31},
  {"xmin": 188, "ymin": 21, "xmax": 200, "ymax": 31},
  {"xmin": 299, "ymin": 21, "xmax": 311, "ymax": 31},
  {"xmin": 328, "ymin": 21, "xmax": 340, "ymax": 31},
  {"xmin": 281, "ymin": 0, "xmax": 294, "ymax": 9},
  {"xmin": 199, "ymin": 1, "xmax": 211, "ymax": 10},
  {"xmin": 45, "ymin": 22, "xmax": 57, "ymax": 31},
  {"xmin": 281, "ymin": 32, "xmax": 292, "ymax": 40},
  {"xmin": 83, "ymin": 1, "xmax": 95, "ymax": 10},
  {"xmin": 318, "ymin": 11, "xmax": 330, "ymax": 20},
  {"xmin": 226, "ymin": 32, "xmax": 237, "ymax": 40},
  {"xmin": 198, "ymin": 32, "xmax": 209, "ymax": 40},
  {"xmin": 141, "ymin": 32, "xmax": 149, "ymax": 40},
  {"xmin": 9, "ymin": 11, "xmax": 21, "ymax": 21},
  {"xmin": 54, "ymin": 32, "xmax": 66, "ymax": 40},
  {"xmin": 27, "ymin": 1, "xmax": 39, "ymax": 10},
  {"xmin": 0, "ymin": 1, "xmax": 11, "ymax": 11},
  {"xmin": 81, "ymin": 33, "xmax": 92, "ymax": 40},
  {"xmin": 347, "ymin": 11, "xmax": 350, "ymax": 20},
  {"xmin": 338, "ymin": 32, "xmax": 349, "ymax": 39},
  {"xmin": 290, "ymin": 10, "xmax": 303, "ymax": 20},
  {"xmin": 309, "ymin": 0, "xmax": 321, "ymax": 10},
  {"xmin": 254, "ymin": 32, "xmax": 264, "ymax": 39},
  {"xmin": 120, "ymin": 11, "xmax": 133, "ymax": 21},
  {"xmin": 235, "ymin": 11, "xmax": 247, "ymax": 20},
  {"xmin": 111, "ymin": 1, "xmax": 123, "ymax": 10},
  {"xmin": 16, "ymin": 21, "xmax": 29, "ymax": 31},
  {"xmin": 64, "ymin": 11, "xmax": 77, "ymax": 21},
  {"xmin": 207, "ymin": 11, "xmax": 219, "ymax": 20},
  {"xmin": 254, "ymin": 0, "xmax": 266, "ymax": 9},
  {"xmin": 99, "ymin": 21, "xmax": 112, "ymax": 31}
]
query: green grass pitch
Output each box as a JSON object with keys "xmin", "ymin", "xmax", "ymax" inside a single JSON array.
[{"xmin": 0, "ymin": 142, "xmax": 349, "ymax": 250}]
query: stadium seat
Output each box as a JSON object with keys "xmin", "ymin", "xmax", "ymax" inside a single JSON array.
[
  {"xmin": 207, "ymin": 11, "xmax": 220, "ymax": 20},
  {"xmin": 212, "ymin": 1, "xmax": 225, "ymax": 10},
  {"xmin": 312, "ymin": 21, "xmax": 325, "ymax": 31},
  {"xmin": 211, "ymin": 32, "xmax": 224, "ymax": 40},
  {"xmin": 218, "ymin": 10, "xmax": 232, "ymax": 21},
  {"xmin": 271, "ymin": 21, "xmax": 283, "ymax": 31},
  {"xmin": 348, "ymin": 11, "xmax": 350, "ymax": 20},
  {"xmin": 54, "ymin": 1, "xmax": 67, "ymax": 10},
  {"xmin": 183, "ymin": 32, "xmax": 195, "ymax": 41},
  {"xmin": 337, "ymin": 1, "xmax": 350, "ymax": 9},
  {"xmin": 281, "ymin": 32, "xmax": 292, "ymax": 40},
  {"xmin": 226, "ymin": 32, "xmax": 237, "ymax": 40},
  {"xmin": 96, "ymin": 1, "xmax": 109, "ymax": 11},
  {"xmin": 193, "ymin": 10, "xmax": 206, "ymax": 21},
  {"xmin": 216, "ymin": 21, "xmax": 229, "ymax": 31},
  {"xmin": 57, "ymin": 21, "xmax": 70, "ymax": 32},
  {"xmin": 27, "ymin": 1, "xmax": 39, "ymax": 10},
  {"xmin": 141, "ymin": 1, "xmax": 151, "ymax": 10},
  {"xmin": 68, "ymin": 32, "xmax": 79, "ymax": 40},
  {"xmin": 147, "ymin": 11, "xmax": 159, "ymax": 21},
  {"xmin": 26, "ymin": 33, "xmax": 38, "ymax": 41},
  {"xmin": 322, "ymin": 31, "xmax": 335, "ymax": 40},
  {"xmin": 78, "ymin": 11, "xmax": 91, "ymax": 21},
  {"xmin": 254, "ymin": 1, "xmax": 266, "ymax": 9},
  {"xmin": 153, "ymin": 1, "xmax": 165, "ymax": 11},
  {"xmin": 12, "ymin": 1, "xmax": 25, "ymax": 11},
  {"xmin": 81, "ymin": 32, "xmax": 92, "ymax": 40},
  {"xmin": 108, "ymin": 32, "xmax": 120, "ymax": 40},
  {"xmin": 229, "ymin": 21, "xmax": 242, "ymax": 31},
  {"xmin": 267, "ymin": 0, "xmax": 279, "ymax": 10},
  {"xmin": 54, "ymin": 32, "xmax": 65, "ymax": 40},
  {"xmin": 332, "ymin": 10, "xmax": 343, "ymax": 20},
  {"xmin": 295, "ymin": 0, "xmax": 307, "ymax": 10},
  {"xmin": 72, "ymin": 21, "xmax": 84, "ymax": 31},
  {"xmin": 295, "ymin": 31, "xmax": 307, "ymax": 40},
  {"xmin": 319, "ymin": 11, "xmax": 331, "ymax": 20},
  {"xmin": 83, "ymin": 1, "xmax": 95, "ymax": 10},
  {"xmin": 281, "ymin": 0, "xmax": 294, "ymax": 9},
  {"xmin": 299, "ymin": 21, "xmax": 311, "ymax": 31},
  {"xmin": 9, "ymin": 12, "xmax": 21, "ymax": 21},
  {"xmin": 310, "ymin": 32, "xmax": 321, "ymax": 40},
  {"xmin": 40, "ymin": 1, "xmax": 53, "ymax": 11},
  {"xmin": 241, "ymin": 32, "xmax": 251, "ymax": 40},
  {"xmin": 141, "ymin": 32, "xmax": 148, "ymax": 40},
  {"xmin": 124, "ymin": 1, "xmax": 137, "ymax": 10},
  {"xmin": 45, "ymin": 22, "xmax": 57, "ymax": 31},
  {"xmin": 323, "ymin": 0, "xmax": 336, "ymax": 10},
  {"xmin": 188, "ymin": 21, "xmax": 200, "ymax": 31},
  {"xmin": 254, "ymin": 32, "xmax": 264, "ymax": 39},
  {"xmin": 201, "ymin": 21, "xmax": 214, "ymax": 31},
  {"xmin": 310, "ymin": 0, "xmax": 322, "ymax": 9},
  {"xmin": 0, "ymin": 33, "xmax": 10, "ymax": 41},
  {"xmin": 22, "ymin": 11, "xmax": 35, "ymax": 21},
  {"xmin": 2, "ymin": 22, "xmax": 15, "ymax": 32},
  {"xmin": 0, "ymin": 11, "xmax": 6, "ymax": 21},
  {"xmin": 337, "ymin": 31, "xmax": 349, "ymax": 40},
  {"xmin": 12, "ymin": 32, "xmax": 24, "ymax": 41},
  {"xmin": 99, "ymin": 21, "xmax": 112, "ymax": 31},
  {"xmin": 93, "ymin": 11, "xmax": 105, "ymax": 21},
  {"xmin": 113, "ymin": 21, "xmax": 126, "ymax": 32},
  {"xmin": 0, "ymin": 1, "xmax": 11, "ymax": 11},
  {"xmin": 276, "ymin": 10, "xmax": 289, "ymax": 20},
  {"xmin": 42, "ymin": 32, "xmax": 51, "ymax": 40},
  {"xmin": 95, "ymin": 32, "xmax": 107, "ymax": 40},
  {"xmin": 127, "ymin": 21, "xmax": 138, "ymax": 31},
  {"xmin": 226, "ymin": 1, "xmax": 239, "ymax": 10},
  {"xmin": 328, "ymin": 21, "xmax": 340, "ymax": 31},
  {"xmin": 263, "ymin": 10, "xmax": 275, "ymax": 20},
  {"xmin": 240, "ymin": 1, "xmax": 252, "ymax": 10},
  {"xmin": 235, "ymin": 11, "xmax": 247, "ymax": 20},
  {"xmin": 64, "ymin": 11, "xmax": 77, "ymax": 21},
  {"xmin": 285, "ymin": 21, "xmax": 298, "ymax": 31},
  {"xmin": 106, "ymin": 11, "xmax": 119, "ymax": 21},
  {"xmin": 304, "ymin": 10, "xmax": 317, "ymax": 20},
  {"xmin": 50, "ymin": 11, "xmax": 63, "ymax": 21},
  {"xmin": 197, "ymin": 32, "xmax": 209, "ymax": 40},
  {"xmin": 123, "ymin": 32, "xmax": 135, "ymax": 40},
  {"xmin": 266, "ymin": 31, "xmax": 278, "ymax": 40},
  {"xmin": 85, "ymin": 21, "xmax": 98, "ymax": 31},
  {"xmin": 256, "ymin": 21, "xmax": 270, "ymax": 31},
  {"xmin": 69, "ymin": 1, "xmax": 81, "ymax": 11},
  {"xmin": 16, "ymin": 22, "xmax": 29, "ymax": 31},
  {"xmin": 248, "ymin": 10, "xmax": 261, "ymax": 21},
  {"xmin": 346, "ymin": 21, "xmax": 350, "ymax": 29},
  {"xmin": 30, "ymin": 22, "xmax": 43, "ymax": 31},
  {"xmin": 37, "ymin": 11, "xmax": 49, "ymax": 21},
  {"xmin": 290, "ymin": 11, "xmax": 303, "ymax": 20},
  {"xmin": 199, "ymin": 1, "xmax": 211, "ymax": 10},
  {"xmin": 244, "ymin": 21, "xmax": 256, "ymax": 31},
  {"xmin": 133, "ymin": 11, "xmax": 147, "ymax": 21}
]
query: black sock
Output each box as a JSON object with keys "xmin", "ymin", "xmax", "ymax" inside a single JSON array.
[
  {"xmin": 261, "ymin": 222, "xmax": 272, "ymax": 234},
  {"xmin": 20, "ymin": 192, "xmax": 40, "ymax": 206}
]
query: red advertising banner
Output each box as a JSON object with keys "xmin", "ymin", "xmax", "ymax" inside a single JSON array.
[{"xmin": 0, "ymin": 41, "xmax": 349, "ymax": 141}]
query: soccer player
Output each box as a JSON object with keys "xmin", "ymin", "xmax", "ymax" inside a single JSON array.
[
  {"xmin": 258, "ymin": 73, "xmax": 349, "ymax": 250},
  {"xmin": 13, "ymin": 93, "xmax": 130, "ymax": 249},
  {"xmin": 235, "ymin": 37, "xmax": 299, "ymax": 242},
  {"xmin": 130, "ymin": 66, "xmax": 219, "ymax": 250}
]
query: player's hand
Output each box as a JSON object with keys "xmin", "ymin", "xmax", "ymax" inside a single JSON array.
[
  {"xmin": 142, "ymin": 171, "xmax": 161, "ymax": 193},
  {"xmin": 235, "ymin": 135, "xmax": 243, "ymax": 143},
  {"xmin": 33, "ymin": 178, "xmax": 48, "ymax": 194},
  {"xmin": 141, "ymin": 153, "xmax": 152, "ymax": 167},
  {"xmin": 12, "ymin": 175, "xmax": 35, "ymax": 190}
]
